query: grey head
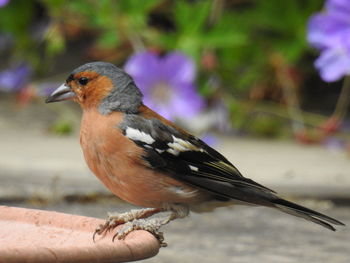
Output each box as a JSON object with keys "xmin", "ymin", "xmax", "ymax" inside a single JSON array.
[{"xmin": 72, "ymin": 62, "xmax": 143, "ymax": 114}]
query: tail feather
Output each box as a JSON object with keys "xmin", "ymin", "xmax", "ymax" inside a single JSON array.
[{"xmin": 272, "ymin": 198, "xmax": 345, "ymax": 231}]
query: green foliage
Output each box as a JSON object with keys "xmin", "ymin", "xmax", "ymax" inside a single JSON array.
[
  {"xmin": 161, "ymin": 0, "xmax": 247, "ymax": 61},
  {"xmin": 1, "ymin": 0, "xmax": 322, "ymax": 90},
  {"xmin": 0, "ymin": 0, "xmax": 325, "ymax": 138},
  {"xmin": 0, "ymin": 0, "xmax": 36, "ymax": 60},
  {"xmin": 50, "ymin": 120, "xmax": 73, "ymax": 135},
  {"xmin": 217, "ymin": 0, "xmax": 322, "ymax": 92},
  {"xmin": 245, "ymin": 114, "xmax": 285, "ymax": 138}
]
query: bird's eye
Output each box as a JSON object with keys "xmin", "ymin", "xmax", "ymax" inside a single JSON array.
[{"xmin": 78, "ymin": 77, "xmax": 89, "ymax": 86}]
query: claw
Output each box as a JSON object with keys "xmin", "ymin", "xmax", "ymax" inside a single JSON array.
[
  {"xmin": 93, "ymin": 230, "xmax": 98, "ymax": 243},
  {"xmin": 151, "ymin": 230, "xmax": 166, "ymax": 247},
  {"xmin": 112, "ymin": 221, "xmax": 133, "ymax": 242},
  {"xmin": 92, "ymin": 208, "xmax": 176, "ymax": 246},
  {"xmin": 112, "ymin": 233, "xmax": 118, "ymax": 242},
  {"xmin": 109, "ymin": 218, "xmax": 168, "ymax": 246},
  {"xmin": 92, "ymin": 221, "xmax": 112, "ymax": 242},
  {"xmin": 93, "ymin": 224, "xmax": 104, "ymax": 242}
]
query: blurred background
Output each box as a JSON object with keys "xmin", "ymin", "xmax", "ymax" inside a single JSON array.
[
  {"xmin": 1, "ymin": 0, "xmax": 349, "ymax": 262},
  {"xmin": 1, "ymin": 0, "xmax": 350, "ymax": 144}
]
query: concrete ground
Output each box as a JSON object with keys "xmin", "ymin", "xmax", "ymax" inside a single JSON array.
[
  {"xmin": 1, "ymin": 130, "xmax": 350, "ymax": 200},
  {"xmin": 0, "ymin": 105, "xmax": 350, "ymax": 262}
]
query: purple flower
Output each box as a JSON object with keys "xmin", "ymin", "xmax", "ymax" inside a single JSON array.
[
  {"xmin": 36, "ymin": 82, "xmax": 61, "ymax": 97},
  {"xmin": 0, "ymin": 0, "xmax": 9, "ymax": 7},
  {"xmin": 307, "ymin": 0, "xmax": 350, "ymax": 82},
  {"xmin": 326, "ymin": 0, "xmax": 350, "ymax": 15},
  {"xmin": 200, "ymin": 133, "xmax": 218, "ymax": 147},
  {"xmin": 0, "ymin": 63, "xmax": 32, "ymax": 92},
  {"xmin": 324, "ymin": 137, "xmax": 347, "ymax": 152},
  {"xmin": 125, "ymin": 51, "xmax": 204, "ymax": 120},
  {"xmin": 314, "ymin": 37, "xmax": 350, "ymax": 81}
]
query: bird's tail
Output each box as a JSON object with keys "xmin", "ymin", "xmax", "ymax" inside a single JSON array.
[{"xmin": 272, "ymin": 198, "xmax": 345, "ymax": 231}]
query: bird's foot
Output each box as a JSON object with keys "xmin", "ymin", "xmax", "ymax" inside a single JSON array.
[
  {"xmin": 113, "ymin": 218, "xmax": 168, "ymax": 247},
  {"xmin": 93, "ymin": 208, "xmax": 162, "ymax": 241}
]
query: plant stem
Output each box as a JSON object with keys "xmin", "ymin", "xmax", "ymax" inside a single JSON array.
[
  {"xmin": 271, "ymin": 53, "xmax": 305, "ymax": 134},
  {"xmin": 333, "ymin": 75, "xmax": 350, "ymax": 120}
]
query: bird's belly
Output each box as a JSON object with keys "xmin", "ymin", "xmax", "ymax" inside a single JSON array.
[
  {"xmin": 97, "ymin": 161, "xmax": 208, "ymax": 208},
  {"xmin": 110, "ymin": 169, "xmax": 208, "ymax": 208},
  {"xmin": 81, "ymin": 141, "xmax": 209, "ymax": 208}
]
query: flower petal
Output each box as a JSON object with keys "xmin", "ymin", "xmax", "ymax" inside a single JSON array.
[
  {"xmin": 124, "ymin": 51, "xmax": 160, "ymax": 88},
  {"xmin": 0, "ymin": 63, "xmax": 32, "ymax": 92},
  {"xmin": 326, "ymin": 0, "xmax": 350, "ymax": 16},
  {"xmin": 315, "ymin": 47, "xmax": 350, "ymax": 82},
  {"xmin": 169, "ymin": 84, "xmax": 204, "ymax": 118},
  {"xmin": 201, "ymin": 133, "xmax": 218, "ymax": 146},
  {"xmin": 161, "ymin": 52, "xmax": 196, "ymax": 84},
  {"xmin": 307, "ymin": 13, "xmax": 349, "ymax": 49},
  {"xmin": 124, "ymin": 51, "xmax": 202, "ymax": 120},
  {"xmin": 151, "ymin": 102, "xmax": 175, "ymax": 120},
  {"xmin": 0, "ymin": 0, "xmax": 9, "ymax": 8}
]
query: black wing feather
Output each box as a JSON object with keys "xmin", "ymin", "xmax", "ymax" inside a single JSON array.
[
  {"xmin": 119, "ymin": 115, "xmax": 275, "ymax": 196},
  {"xmin": 119, "ymin": 114, "xmax": 345, "ymax": 230}
]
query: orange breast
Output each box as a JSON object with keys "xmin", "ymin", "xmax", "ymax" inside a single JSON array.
[{"xmin": 79, "ymin": 109, "xmax": 209, "ymax": 208}]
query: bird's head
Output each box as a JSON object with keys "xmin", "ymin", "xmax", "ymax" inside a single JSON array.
[{"xmin": 46, "ymin": 62, "xmax": 143, "ymax": 114}]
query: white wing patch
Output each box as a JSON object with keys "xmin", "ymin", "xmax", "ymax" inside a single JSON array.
[
  {"xmin": 125, "ymin": 127, "xmax": 205, "ymax": 158},
  {"xmin": 189, "ymin": 165, "xmax": 199, "ymax": 171},
  {"xmin": 125, "ymin": 127, "xmax": 155, "ymax": 144},
  {"xmin": 166, "ymin": 135, "xmax": 204, "ymax": 156},
  {"xmin": 168, "ymin": 186, "xmax": 199, "ymax": 198}
]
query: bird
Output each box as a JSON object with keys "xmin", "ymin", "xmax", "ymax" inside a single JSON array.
[{"xmin": 46, "ymin": 61, "xmax": 344, "ymax": 246}]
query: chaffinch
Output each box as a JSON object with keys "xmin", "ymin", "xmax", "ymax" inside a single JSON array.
[{"xmin": 46, "ymin": 62, "xmax": 344, "ymax": 246}]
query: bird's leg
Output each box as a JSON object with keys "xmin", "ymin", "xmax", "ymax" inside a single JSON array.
[
  {"xmin": 113, "ymin": 205, "xmax": 189, "ymax": 247},
  {"xmin": 93, "ymin": 208, "xmax": 163, "ymax": 241}
]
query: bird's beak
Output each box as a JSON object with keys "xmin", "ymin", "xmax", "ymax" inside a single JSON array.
[{"xmin": 45, "ymin": 83, "xmax": 76, "ymax": 103}]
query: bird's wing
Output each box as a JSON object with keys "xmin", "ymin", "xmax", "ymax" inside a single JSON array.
[
  {"xmin": 119, "ymin": 114, "xmax": 346, "ymax": 229},
  {"xmin": 119, "ymin": 114, "xmax": 276, "ymax": 203}
]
